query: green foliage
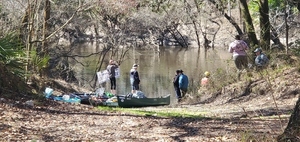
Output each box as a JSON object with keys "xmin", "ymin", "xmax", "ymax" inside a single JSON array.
[
  {"xmin": 141, "ymin": 0, "xmax": 172, "ymax": 13},
  {"xmin": 240, "ymin": 130, "xmax": 275, "ymax": 142},
  {"xmin": 211, "ymin": 66, "xmax": 236, "ymax": 90},
  {"xmin": 247, "ymin": 0, "xmax": 260, "ymax": 23},
  {"xmin": 0, "ymin": 33, "xmax": 26, "ymax": 77},
  {"xmin": 29, "ymin": 51, "xmax": 50, "ymax": 74},
  {"xmin": 291, "ymin": 46, "xmax": 300, "ymax": 57},
  {"xmin": 239, "ymin": 130, "xmax": 261, "ymax": 141},
  {"xmin": 248, "ymin": 0, "xmax": 297, "ymax": 24},
  {"xmin": 269, "ymin": 0, "xmax": 284, "ymax": 9}
]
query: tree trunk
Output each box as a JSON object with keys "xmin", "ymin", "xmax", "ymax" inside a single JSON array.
[
  {"xmin": 285, "ymin": 0, "xmax": 289, "ymax": 54},
  {"xmin": 209, "ymin": 0, "xmax": 248, "ymax": 46},
  {"xmin": 209, "ymin": 19, "xmax": 221, "ymax": 49},
  {"xmin": 224, "ymin": 13, "xmax": 243, "ymax": 35},
  {"xmin": 20, "ymin": 8, "xmax": 29, "ymax": 43},
  {"xmin": 192, "ymin": 20, "xmax": 201, "ymax": 49},
  {"xmin": 40, "ymin": 0, "xmax": 51, "ymax": 77},
  {"xmin": 270, "ymin": 25, "xmax": 284, "ymax": 49},
  {"xmin": 277, "ymin": 97, "xmax": 300, "ymax": 141},
  {"xmin": 42, "ymin": 0, "xmax": 51, "ymax": 54},
  {"xmin": 185, "ymin": 0, "xmax": 201, "ymax": 49},
  {"xmin": 167, "ymin": 23, "xmax": 189, "ymax": 48},
  {"xmin": 258, "ymin": 0, "xmax": 270, "ymax": 50},
  {"xmin": 239, "ymin": 0, "xmax": 259, "ymax": 47},
  {"xmin": 22, "ymin": 2, "xmax": 36, "ymax": 81}
]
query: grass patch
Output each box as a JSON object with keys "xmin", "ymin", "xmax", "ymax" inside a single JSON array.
[{"xmin": 97, "ymin": 106, "xmax": 209, "ymax": 119}]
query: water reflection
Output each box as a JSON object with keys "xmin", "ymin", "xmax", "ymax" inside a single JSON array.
[{"xmin": 72, "ymin": 43, "xmax": 231, "ymax": 104}]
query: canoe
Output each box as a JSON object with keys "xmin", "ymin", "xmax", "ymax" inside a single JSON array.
[
  {"xmin": 103, "ymin": 96, "xmax": 118, "ymax": 107},
  {"xmin": 74, "ymin": 92, "xmax": 115, "ymax": 106},
  {"xmin": 117, "ymin": 94, "xmax": 171, "ymax": 108}
]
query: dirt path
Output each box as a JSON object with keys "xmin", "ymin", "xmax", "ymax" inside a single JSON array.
[
  {"xmin": 1, "ymin": 68, "xmax": 299, "ymax": 141},
  {"xmin": 0, "ymin": 91, "xmax": 297, "ymax": 142}
]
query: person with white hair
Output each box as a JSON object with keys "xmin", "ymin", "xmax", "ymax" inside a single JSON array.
[{"xmin": 130, "ymin": 64, "xmax": 140, "ymax": 94}]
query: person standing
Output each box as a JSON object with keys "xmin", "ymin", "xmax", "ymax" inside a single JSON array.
[
  {"xmin": 130, "ymin": 64, "xmax": 140, "ymax": 94},
  {"xmin": 228, "ymin": 35, "xmax": 249, "ymax": 79},
  {"xmin": 254, "ymin": 48, "xmax": 269, "ymax": 70},
  {"xmin": 173, "ymin": 70, "xmax": 182, "ymax": 102},
  {"xmin": 107, "ymin": 60, "xmax": 119, "ymax": 95},
  {"xmin": 179, "ymin": 69, "xmax": 189, "ymax": 98}
]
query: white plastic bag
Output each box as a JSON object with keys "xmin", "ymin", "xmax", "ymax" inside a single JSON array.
[
  {"xmin": 95, "ymin": 88, "xmax": 105, "ymax": 96},
  {"xmin": 45, "ymin": 87, "xmax": 53, "ymax": 98}
]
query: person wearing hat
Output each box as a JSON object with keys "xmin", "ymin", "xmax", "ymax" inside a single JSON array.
[
  {"xmin": 178, "ymin": 69, "xmax": 189, "ymax": 98},
  {"xmin": 107, "ymin": 59, "xmax": 119, "ymax": 95},
  {"xmin": 201, "ymin": 71, "xmax": 210, "ymax": 86},
  {"xmin": 173, "ymin": 70, "xmax": 182, "ymax": 102},
  {"xmin": 254, "ymin": 48, "xmax": 269, "ymax": 69},
  {"xmin": 228, "ymin": 35, "xmax": 249, "ymax": 72},
  {"xmin": 130, "ymin": 64, "xmax": 140, "ymax": 94}
]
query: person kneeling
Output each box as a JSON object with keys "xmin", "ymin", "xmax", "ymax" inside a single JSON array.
[{"xmin": 254, "ymin": 48, "xmax": 269, "ymax": 70}]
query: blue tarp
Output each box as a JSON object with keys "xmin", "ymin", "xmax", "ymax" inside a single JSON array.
[{"xmin": 44, "ymin": 87, "xmax": 81, "ymax": 104}]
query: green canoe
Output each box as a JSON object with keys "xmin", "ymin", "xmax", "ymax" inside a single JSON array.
[{"xmin": 117, "ymin": 94, "xmax": 171, "ymax": 108}]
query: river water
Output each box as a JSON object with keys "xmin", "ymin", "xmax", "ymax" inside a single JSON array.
[{"xmin": 72, "ymin": 43, "xmax": 232, "ymax": 104}]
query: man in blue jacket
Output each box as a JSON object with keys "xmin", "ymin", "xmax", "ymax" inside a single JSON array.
[
  {"xmin": 179, "ymin": 69, "xmax": 189, "ymax": 98},
  {"xmin": 173, "ymin": 70, "xmax": 182, "ymax": 102}
]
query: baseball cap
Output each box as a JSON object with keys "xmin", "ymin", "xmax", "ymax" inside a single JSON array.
[
  {"xmin": 254, "ymin": 48, "xmax": 262, "ymax": 53},
  {"xmin": 133, "ymin": 64, "xmax": 139, "ymax": 68}
]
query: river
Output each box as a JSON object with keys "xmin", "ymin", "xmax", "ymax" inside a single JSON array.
[{"xmin": 71, "ymin": 43, "xmax": 232, "ymax": 104}]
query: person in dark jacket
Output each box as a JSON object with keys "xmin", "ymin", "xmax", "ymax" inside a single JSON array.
[
  {"xmin": 179, "ymin": 69, "xmax": 189, "ymax": 98},
  {"xmin": 173, "ymin": 70, "xmax": 182, "ymax": 102},
  {"xmin": 107, "ymin": 60, "xmax": 119, "ymax": 95},
  {"xmin": 130, "ymin": 64, "xmax": 140, "ymax": 94}
]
